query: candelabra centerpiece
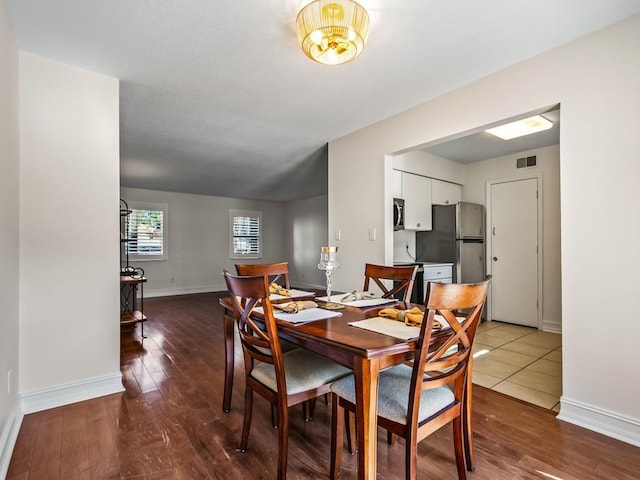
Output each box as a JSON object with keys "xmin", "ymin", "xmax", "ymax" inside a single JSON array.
[{"xmin": 318, "ymin": 246, "xmax": 339, "ymax": 302}]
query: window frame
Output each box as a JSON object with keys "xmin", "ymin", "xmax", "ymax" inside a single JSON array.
[
  {"xmin": 229, "ymin": 209, "xmax": 262, "ymax": 260},
  {"xmin": 125, "ymin": 201, "xmax": 168, "ymax": 262}
]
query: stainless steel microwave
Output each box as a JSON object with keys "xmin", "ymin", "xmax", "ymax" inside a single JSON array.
[{"xmin": 393, "ymin": 198, "xmax": 405, "ymax": 230}]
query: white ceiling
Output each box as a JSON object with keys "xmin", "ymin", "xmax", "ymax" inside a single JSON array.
[
  {"xmin": 6, "ymin": 1, "xmax": 640, "ymax": 201},
  {"xmin": 422, "ymin": 108, "xmax": 561, "ymax": 164}
]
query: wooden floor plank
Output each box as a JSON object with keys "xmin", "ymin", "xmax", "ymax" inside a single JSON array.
[
  {"xmin": 87, "ymin": 416, "xmax": 121, "ymax": 479},
  {"xmin": 28, "ymin": 413, "xmax": 63, "ymax": 479},
  {"xmin": 59, "ymin": 426, "xmax": 91, "ymax": 480},
  {"xmin": 7, "ymin": 292, "xmax": 640, "ymax": 479}
]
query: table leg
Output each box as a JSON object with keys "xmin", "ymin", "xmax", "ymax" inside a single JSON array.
[
  {"xmin": 223, "ymin": 311, "xmax": 235, "ymax": 412},
  {"xmin": 353, "ymin": 357, "xmax": 380, "ymax": 480}
]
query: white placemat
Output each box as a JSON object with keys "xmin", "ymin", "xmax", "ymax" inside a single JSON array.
[
  {"xmin": 269, "ymin": 289, "xmax": 316, "ymax": 301},
  {"xmin": 349, "ymin": 314, "xmax": 461, "ymax": 340},
  {"xmin": 254, "ymin": 306, "xmax": 342, "ymax": 324},
  {"xmin": 316, "ymin": 295, "xmax": 397, "ymax": 308},
  {"xmin": 348, "ymin": 317, "xmax": 420, "ymax": 340}
]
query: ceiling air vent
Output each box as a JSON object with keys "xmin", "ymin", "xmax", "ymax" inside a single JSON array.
[{"xmin": 516, "ymin": 155, "xmax": 537, "ymax": 169}]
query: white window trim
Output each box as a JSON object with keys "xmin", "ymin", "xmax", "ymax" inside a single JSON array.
[
  {"xmin": 230, "ymin": 209, "xmax": 262, "ymax": 260},
  {"xmin": 126, "ymin": 201, "xmax": 168, "ymax": 262}
]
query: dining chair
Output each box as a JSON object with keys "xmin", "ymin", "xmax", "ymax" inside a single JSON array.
[
  {"xmin": 235, "ymin": 262, "xmax": 316, "ymax": 424},
  {"xmin": 362, "ymin": 263, "xmax": 418, "ymax": 303},
  {"xmin": 341, "ymin": 263, "xmax": 420, "ymax": 451},
  {"xmin": 223, "ymin": 270, "xmax": 350, "ymax": 480},
  {"xmin": 330, "ymin": 278, "xmax": 489, "ymax": 480},
  {"xmin": 380, "ymin": 274, "xmax": 492, "ymax": 465}
]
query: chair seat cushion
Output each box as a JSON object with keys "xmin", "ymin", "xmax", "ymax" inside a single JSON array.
[
  {"xmin": 251, "ymin": 349, "xmax": 351, "ymax": 395},
  {"xmin": 330, "ymin": 363, "xmax": 455, "ymax": 424}
]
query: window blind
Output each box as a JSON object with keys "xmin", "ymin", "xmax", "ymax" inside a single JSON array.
[
  {"xmin": 127, "ymin": 209, "xmax": 164, "ymax": 256},
  {"xmin": 232, "ymin": 213, "xmax": 261, "ymax": 256}
]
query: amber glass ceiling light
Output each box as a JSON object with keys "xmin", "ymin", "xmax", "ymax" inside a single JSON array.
[{"xmin": 297, "ymin": 0, "xmax": 370, "ymax": 65}]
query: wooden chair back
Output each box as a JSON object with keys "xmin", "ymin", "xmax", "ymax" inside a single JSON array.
[
  {"xmin": 362, "ymin": 263, "xmax": 418, "ymax": 303},
  {"xmin": 408, "ymin": 279, "xmax": 489, "ymax": 426},
  {"xmin": 235, "ymin": 261, "xmax": 290, "ymax": 288},
  {"xmin": 224, "ymin": 269, "xmax": 350, "ymax": 479},
  {"xmin": 223, "ymin": 270, "xmax": 285, "ymax": 389}
]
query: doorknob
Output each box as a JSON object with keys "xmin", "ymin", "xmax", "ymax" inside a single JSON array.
[{"xmin": 493, "ymin": 256, "xmax": 498, "ymax": 261}]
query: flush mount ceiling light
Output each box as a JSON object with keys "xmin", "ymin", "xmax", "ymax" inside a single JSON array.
[
  {"xmin": 485, "ymin": 115, "xmax": 554, "ymax": 140},
  {"xmin": 296, "ymin": 0, "xmax": 370, "ymax": 66}
]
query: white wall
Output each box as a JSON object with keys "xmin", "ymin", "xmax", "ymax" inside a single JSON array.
[
  {"xmin": 120, "ymin": 188, "xmax": 289, "ymax": 295},
  {"xmin": 19, "ymin": 53, "xmax": 121, "ymax": 396},
  {"xmin": 393, "ymin": 229, "xmax": 416, "ymax": 264},
  {"xmin": 329, "ymin": 15, "xmax": 640, "ymax": 444},
  {"xmin": 285, "ymin": 194, "xmax": 328, "ymax": 289},
  {"xmin": 0, "ymin": 1, "xmax": 20, "ymax": 474},
  {"xmin": 464, "ymin": 144, "xmax": 562, "ymax": 332}
]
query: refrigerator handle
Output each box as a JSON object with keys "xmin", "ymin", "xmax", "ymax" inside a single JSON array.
[
  {"xmin": 455, "ymin": 239, "xmax": 461, "ymax": 283},
  {"xmin": 492, "ymin": 226, "xmax": 495, "ymax": 236}
]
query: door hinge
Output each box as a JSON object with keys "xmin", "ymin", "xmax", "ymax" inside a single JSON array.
[{"xmin": 536, "ymin": 190, "xmax": 539, "ymax": 199}]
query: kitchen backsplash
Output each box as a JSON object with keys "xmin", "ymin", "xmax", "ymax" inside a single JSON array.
[{"xmin": 393, "ymin": 230, "xmax": 417, "ymax": 263}]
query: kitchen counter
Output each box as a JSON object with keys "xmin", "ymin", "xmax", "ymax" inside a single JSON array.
[
  {"xmin": 420, "ymin": 261, "xmax": 453, "ymax": 267},
  {"xmin": 394, "ymin": 261, "xmax": 453, "ymax": 267}
]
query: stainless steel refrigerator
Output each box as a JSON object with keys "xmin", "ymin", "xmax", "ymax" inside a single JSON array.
[{"xmin": 416, "ymin": 202, "xmax": 485, "ymax": 284}]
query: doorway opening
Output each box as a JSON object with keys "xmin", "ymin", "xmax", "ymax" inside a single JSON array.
[{"xmin": 395, "ymin": 105, "xmax": 562, "ymax": 410}]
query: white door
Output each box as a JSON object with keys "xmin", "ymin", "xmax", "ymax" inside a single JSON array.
[{"xmin": 490, "ymin": 178, "xmax": 539, "ymax": 327}]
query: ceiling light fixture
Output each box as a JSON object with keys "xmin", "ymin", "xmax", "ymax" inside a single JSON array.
[
  {"xmin": 485, "ymin": 115, "xmax": 554, "ymax": 140},
  {"xmin": 296, "ymin": 0, "xmax": 370, "ymax": 66}
]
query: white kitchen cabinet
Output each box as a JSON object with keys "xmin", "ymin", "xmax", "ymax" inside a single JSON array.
[
  {"xmin": 392, "ymin": 169, "xmax": 403, "ymax": 198},
  {"xmin": 431, "ymin": 179, "xmax": 462, "ymax": 206},
  {"xmin": 423, "ymin": 263, "xmax": 453, "ymax": 283},
  {"xmin": 402, "ymin": 172, "xmax": 432, "ymax": 230},
  {"xmin": 422, "ymin": 263, "xmax": 453, "ymax": 303}
]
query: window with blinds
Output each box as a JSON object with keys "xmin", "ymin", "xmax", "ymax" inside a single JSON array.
[
  {"xmin": 230, "ymin": 210, "xmax": 262, "ymax": 259},
  {"xmin": 126, "ymin": 203, "xmax": 167, "ymax": 261}
]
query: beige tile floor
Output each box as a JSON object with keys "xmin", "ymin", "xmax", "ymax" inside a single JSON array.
[{"xmin": 472, "ymin": 320, "xmax": 562, "ymax": 411}]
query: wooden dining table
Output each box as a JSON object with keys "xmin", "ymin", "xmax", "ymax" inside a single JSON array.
[{"xmin": 219, "ymin": 296, "xmax": 473, "ymax": 479}]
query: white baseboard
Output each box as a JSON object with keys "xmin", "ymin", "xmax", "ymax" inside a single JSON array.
[
  {"xmin": 145, "ymin": 284, "xmax": 224, "ymax": 298},
  {"xmin": 542, "ymin": 319, "xmax": 562, "ymax": 333},
  {"xmin": 145, "ymin": 282, "xmax": 325, "ymax": 299},
  {"xmin": 20, "ymin": 373, "xmax": 124, "ymax": 415},
  {"xmin": 557, "ymin": 396, "xmax": 640, "ymax": 447},
  {"xmin": 0, "ymin": 405, "xmax": 23, "ymax": 480}
]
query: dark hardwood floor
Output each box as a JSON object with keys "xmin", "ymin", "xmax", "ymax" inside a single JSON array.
[{"xmin": 7, "ymin": 292, "xmax": 640, "ymax": 479}]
